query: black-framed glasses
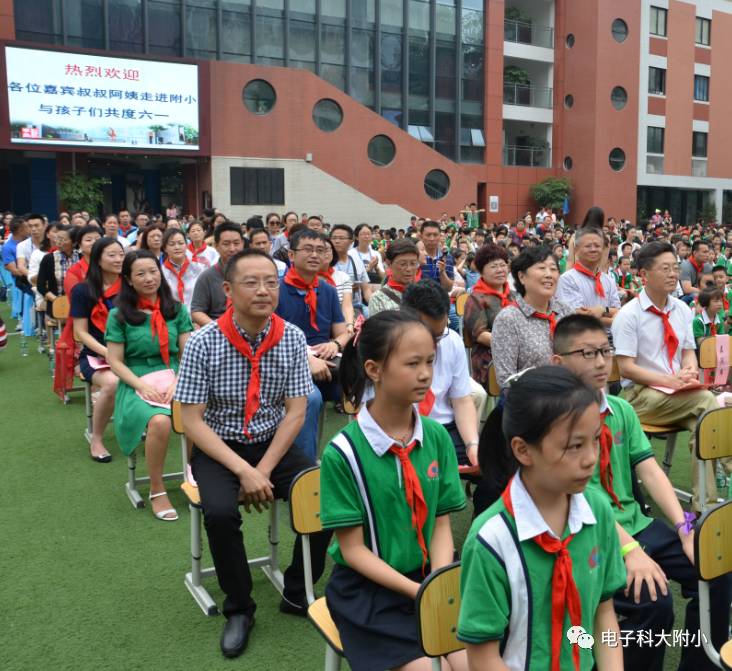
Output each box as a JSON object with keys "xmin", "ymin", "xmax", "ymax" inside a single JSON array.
[{"xmin": 559, "ymin": 346, "xmax": 615, "ymax": 360}]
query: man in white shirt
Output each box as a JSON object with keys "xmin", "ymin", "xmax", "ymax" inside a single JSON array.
[
  {"xmin": 556, "ymin": 227, "xmax": 621, "ymax": 329},
  {"xmin": 16, "ymin": 213, "xmax": 46, "ymax": 338},
  {"xmin": 102, "ymin": 214, "xmax": 131, "ymax": 250},
  {"xmin": 248, "ymin": 227, "xmax": 287, "ymax": 278},
  {"xmin": 401, "ymin": 280, "xmax": 483, "ymax": 468},
  {"xmin": 329, "ymin": 224, "xmax": 372, "ymax": 315},
  {"xmin": 611, "ymin": 241, "xmax": 722, "ymax": 509}
]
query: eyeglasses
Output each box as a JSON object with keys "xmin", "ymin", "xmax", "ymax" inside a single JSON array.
[
  {"xmin": 292, "ymin": 246, "xmax": 327, "ymax": 256},
  {"xmin": 392, "ymin": 260, "xmax": 420, "ymax": 269},
  {"xmin": 653, "ymin": 264, "xmax": 681, "ymax": 275},
  {"xmin": 484, "ymin": 262, "xmax": 508, "ymax": 271},
  {"xmin": 559, "ymin": 346, "xmax": 615, "ymax": 360},
  {"xmin": 232, "ymin": 278, "xmax": 280, "ymax": 291}
]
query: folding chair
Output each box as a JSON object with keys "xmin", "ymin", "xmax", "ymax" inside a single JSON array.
[
  {"xmin": 47, "ymin": 295, "xmax": 70, "ymax": 368},
  {"xmin": 290, "ymin": 467, "xmax": 343, "ymax": 671},
  {"xmin": 177, "ymin": 401, "xmax": 283, "ymax": 615},
  {"xmin": 694, "ymin": 500, "xmax": 732, "ymax": 668},
  {"xmin": 699, "ymin": 336, "xmax": 730, "ymax": 385},
  {"xmin": 124, "ymin": 403, "xmax": 185, "ymax": 509},
  {"xmin": 696, "ymin": 406, "xmax": 732, "ymax": 511},
  {"xmin": 416, "ymin": 561, "xmax": 464, "ymax": 671},
  {"xmin": 79, "ymin": 371, "xmax": 94, "ymax": 444}
]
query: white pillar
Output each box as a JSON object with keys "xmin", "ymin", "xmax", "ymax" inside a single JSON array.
[{"xmin": 714, "ymin": 188, "xmax": 724, "ymax": 225}]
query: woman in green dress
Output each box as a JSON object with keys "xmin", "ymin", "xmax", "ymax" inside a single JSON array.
[{"xmin": 106, "ymin": 249, "xmax": 193, "ymax": 521}]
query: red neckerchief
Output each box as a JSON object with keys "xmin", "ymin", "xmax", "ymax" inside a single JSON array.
[
  {"xmin": 387, "ymin": 276, "xmax": 407, "ymax": 293},
  {"xmin": 163, "ymin": 258, "xmax": 190, "ymax": 302},
  {"xmin": 317, "ymin": 268, "xmax": 336, "ymax": 287},
  {"xmin": 532, "ymin": 310, "xmax": 558, "ymax": 337},
  {"xmin": 574, "ymin": 262, "xmax": 605, "ymax": 298},
  {"xmin": 645, "ymin": 305, "xmax": 679, "ymax": 369},
  {"xmin": 216, "ymin": 308, "xmax": 285, "ymax": 438},
  {"xmin": 188, "ymin": 241, "xmax": 206, "ymax": 263},
  {"xmin": 418, "ymin": 389, "xmax": 436, "ymax": 417},
  {"xmin": 90, "ymin": 278, "xmax": 121, "ymax": 334},
  {"xmin": 599, "ymin": 410, "xmax": 623, "ymax": 509},
  {"xmin": 415, "ymin": 268, "xmax": 422, "ymax": 282},
  {"xmin": 689, "ymin": 256, "xmax": 705, "ymax": 277},
  {"xmin": 472, "ymin": 279, "xmax": 511, "ymax": 307},
  {"xmin": 284, "ymin": 267, "xmax": 319, "ymax": 331},
  {"xmin": 119, "ymin": 222, "xmax": 132, "ymax": 235},
  {"xmin": 138, "ymin": 297, "xmax": 170, "ymax": 366},
  {"xmin": 502, "ymin": 478, "xmax": 582, "ymax": 671},
  {"xmin": 389, "ymin": 440, "xmax": 429, "ymax": 575}
]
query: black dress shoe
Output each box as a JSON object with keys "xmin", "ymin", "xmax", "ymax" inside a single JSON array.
[
  {"xmin": 279, "ymin": 595, "xmax": 309, "ymax": 617},
  {"xmin": 220, "ymin": 613, "xmax": 255, "ymax": 658}
]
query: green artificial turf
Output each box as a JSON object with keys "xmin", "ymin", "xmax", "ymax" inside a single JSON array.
[{"xmin": 0, "ymin": 301, "xmax": 692, "ymax": 670}]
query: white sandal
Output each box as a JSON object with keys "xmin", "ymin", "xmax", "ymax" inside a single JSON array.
[{"xmin": 149, "ymin": 491, "xmax": 178, "ymax": 521}]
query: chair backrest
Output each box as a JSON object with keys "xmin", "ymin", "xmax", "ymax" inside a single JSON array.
[
  {"xmin": 454, "ymin": 291, "xmax": 469, "ymax": 318},
  {"xmin": 289, "ymin": 466, "xmax": 322, "ymax": 534},
  {"xmin": 171, "ymin": 400, "xmax": 185, "ymax": 435},
  {"xmin": 695, "ymin": 501, "xmax": 732, "ymax": 581},
  {"xmin": 52, "ymin": 295, "xmax": 70, "ymax": 320},
  {"xmin": 699, "ymin": 335, "xmax": 731, "ymax": 370},
  {"xmin": 416, "ymin": 562, "xmax": 464, "ymax": 658},
  {"xmin": 608, "ymin": 357, "xmax": 621, "ymax": 383},
  {"xmin": 487, "ymin": 363, "xmax": 501, "ymax": 397},
  {"xmin": 695, "ymin": 406, "xmax": 732, "ymax": 461}
]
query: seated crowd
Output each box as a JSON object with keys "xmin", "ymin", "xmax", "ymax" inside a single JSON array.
[{"xmin": 2, "ymin": 202, "xmax": 732, "ymax": 670}]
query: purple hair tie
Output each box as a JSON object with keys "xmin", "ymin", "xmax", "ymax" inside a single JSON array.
[{"xmin": 674, "ymin": 512, "xmax": 696, "ymax": 535}]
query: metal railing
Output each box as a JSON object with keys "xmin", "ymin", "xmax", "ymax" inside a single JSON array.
[
  {"xmin": 503, "ymin": 145, "xmax": 551, "ymax": 167},
  {"xmin": 503, "ymin": 82, "xmax": 553, "ymax": 108},
  {"xmin": 504, "ymin": 19, "xmax": 554, "ymax": 49}
]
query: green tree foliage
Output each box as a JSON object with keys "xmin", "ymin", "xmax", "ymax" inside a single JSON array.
[
  {"xmin": 58, "ymin": 174, "xmax": 106, "ymax": 214},
  {"xmin": 530, "ymin": 177, "xmax": 571, "ymax": 210}
]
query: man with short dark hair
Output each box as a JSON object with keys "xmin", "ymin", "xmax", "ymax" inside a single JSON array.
[
  {"xmin": 369, "ymin": 239, "xmax": 420, "ymax": 314},
  {"xmin": 177, "ymin": 248, "xmax": 331, "ymax": 658},
  {"xmin": 679, "ymin": 239, "xmax": 712, "ymax": 301},
  {"xmin": 2, "ymin": 217, "xmax": 30, "ymax": 327},
  {"xmin": 249, "ymin": 228, "xmax": 286, "ymax": 277},
  {"xmin": 329, "ymin": 224, "xmax": 372, "ymax": 313},
  {"xmin": 419, "ymin": 220, "xmax": 454, "ymax": 291},
  {"xmin": 118, "ymin": 208, "xmax": 136, "ymax": 242}
]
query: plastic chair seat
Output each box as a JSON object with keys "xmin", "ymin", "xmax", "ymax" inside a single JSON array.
[
  {"xmin": 640, "ymin": 423, "xmax": 684, "ymax": 435},
  {"xmin": 721, "ymin": 639, "xmax": 732, "ymax": 670},
  {"xmin": 308, "ymin": 597, "xmax": 343, "ymax": 653}
]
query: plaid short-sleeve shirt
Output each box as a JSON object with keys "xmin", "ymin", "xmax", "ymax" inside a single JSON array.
[{"xmin": 174, "ymin": 316, "xmax": 313, "ymax": 444}]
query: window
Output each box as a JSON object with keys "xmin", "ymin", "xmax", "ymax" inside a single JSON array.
[
  {"xmin": 650, "ymin": 6, "xmax": 667, "ymax": 37},
  {"xmin": 611, "ymin": 86, "xmax": 627, "ymax": 110},
  {"xmin": 696, "ymin": 17, "xmax": 711, "ymax": 46},
  {"xmin": 242, "ymin": 79, "xmax": 276, "ymax": 115},
  {"xmin": 694, "ymin": 75, "xmax": 710, "ymax": 102},
  {"xmin": 565, "ymin": 94, "xmax": 574, "ymax": 108},
  {"xmin": 609, "ymin": 148, "xmax": 626, "ymax": 172},
  {"xmin": 566, "ymin": 33, "xmax": 575, "ymax": 48},
  {"xmin": 611, "ymin": 19, "xmax": 628, "ymax": 43},
  {"xmin": 408, "ymin": 125, "xmax": 435, "ymax": 142},
  {"xmin": 230, "ymin": 168, "xmax": 285, "ymax": 205},
  {"xmin": 312, "ymin": 99, "xmax": 343, "ymax": 132},
  {"xmin": 424, "ymin": 170, "xmax": 450, "ymax": 199},
  {"xmin": 367, "ymin": 135, "xmax": 396, "ymax": 166},
  {"xmin": 647, "ymin": 126, "xmax": 665, "ymax": 154},
  {"xmin": 648, "ymin": 67, "xmax": 666, "ymax": 95},
  {"xmin": 693, "ymin": 131, "xmax": 708, "ymax": 158},
  {"xmin": 563, "ymin": 156, "xmax": 573, "ymax": 170}
]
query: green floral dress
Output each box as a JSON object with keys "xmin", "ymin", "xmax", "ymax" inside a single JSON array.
[{"xmin": 105, "ymin": 305, "xmax": 193, "ymax": 455}]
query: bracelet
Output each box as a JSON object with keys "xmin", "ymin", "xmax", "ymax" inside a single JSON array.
[
  {"xmin": 674, "ymin": 511, "xmax": 696, "ymax": 536},
  {"xmin": 466, "ymin": 441, "xmax": 479, "ymax": 449},
  {"xmin": 621, "ymin": 541, "xmax": 640, "ymax": 558}
]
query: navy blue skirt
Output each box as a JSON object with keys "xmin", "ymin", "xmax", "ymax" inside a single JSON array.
[{"xmin": 325, "ymin": 564, "xmax": 425, "ymax": 671}]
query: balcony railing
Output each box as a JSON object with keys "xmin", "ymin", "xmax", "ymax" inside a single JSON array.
[
  {"xmin": 503, "ymin": 82, "xmax": 553, "ymax": 108},
  {"xmin": 504, "ymin": 145, "xmax": 551, "ymax": 167},
  {"xmin": 504, "ymin": 19, "xmax": 554, "ymax": 49}
]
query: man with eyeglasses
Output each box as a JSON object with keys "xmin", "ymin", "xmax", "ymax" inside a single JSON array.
[
  {"xmin": 368, "ymin": 239, "xmax": 421, "ymax": 315},
  {"xmin": 553, "ymin": 313, "xmax": 731, "ymax": 671},
  {"xmin": 176, "ymin": 248, "xmax": 332, "ymax": 658},
  {"xmin": 329, "ymin": 224, "xmax": 372, "ymax": 316},
  {"xmin": 275, "ymin": 228, "xmax": 350, "ymax": 459},
  {"xmin": 612, "ymin": 241, "xmax": 723, "ymax": 509}
]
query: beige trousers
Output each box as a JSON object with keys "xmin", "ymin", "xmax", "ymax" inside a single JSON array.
[{"xmin": 623, "ymin": 385, "xmax": 720, "ymax": 510}]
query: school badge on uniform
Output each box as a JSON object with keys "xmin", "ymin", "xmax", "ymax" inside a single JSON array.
[
  {"xmin": 588, "ymin": 545, "xmax": 600, "ymax": 569},
  {"xmin": 427, "ymin": 460, "xmax": 439, "ymax": 480}
]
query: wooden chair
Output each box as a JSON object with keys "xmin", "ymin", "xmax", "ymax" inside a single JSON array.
[
  {"xmin": 487, "ymin": 362, "xmax": 501, "ymax": 398},
  {"xmin": 695, "ymin": 407, "xmax": 732, "ymax": 511},
  {"xmin": 289, "ymin": 467, "xmax": 343, "ymax": 671},
  {"xmin": 123, "ymin": 401, "xmax": 186, "ymax": 510},
  {"xmin": 454, "ymin": 291, "xmax": 469, "ymax": 319},
  {"xmin": 47, "ymin": 295, "xmax": 70, "ymax": 365},
  {"xmin": 694, "ymin": 500, "xmax": 732, "ymax": 668},
  {"xmin": 416, "ymin": 561, "xmax": 464, "ymax": 671},
  {"xmin": 699, "ymin": 335, "xmax": 731, "ymax": 378}
]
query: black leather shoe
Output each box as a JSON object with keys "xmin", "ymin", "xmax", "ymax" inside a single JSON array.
[
  {"xmin": 220, "ymin": 614, "xmax": 255, "ymax": 658},
  {"xmin": 279, "ymin": 595, "xmax": 308, "ymax": 617}
]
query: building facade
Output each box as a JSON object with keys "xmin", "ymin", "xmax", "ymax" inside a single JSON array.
[{"xmin": 1, "ymin": 0, "xmax": 731, "ymax": 225}]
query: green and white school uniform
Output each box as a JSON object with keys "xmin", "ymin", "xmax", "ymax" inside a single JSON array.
[
  {"xmin": 320, "ymin": 406, "xmax": 466, "ymax": 671},
  {"xmin": 458, "ymin": 472, "xmax": 626, "ymax": 671},
  {"xmin": 692, "ymin": 309, "xmax": 726, "ymax": 341}
]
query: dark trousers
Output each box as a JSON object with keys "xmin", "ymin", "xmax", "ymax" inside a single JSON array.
[
  {"xmin": 615, "ymin": 518, "xmax": 732, "ymax": 671},
  {"xmin": 191, "ymin": 439, "xmax": 332, "ymax": 619}
]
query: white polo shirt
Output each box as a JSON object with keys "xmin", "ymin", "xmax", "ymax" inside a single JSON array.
[
  {"xmin": 611, "ymin": 290, "xmax": 695, "ymax": 386},
  {"xmin": 161, "ymin": 259, "xmax": 206, "ymax": 308}
]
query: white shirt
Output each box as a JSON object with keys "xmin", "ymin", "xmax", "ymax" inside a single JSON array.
[
  {"xmin": 29, "ymin": 248, "xmax": 46, "ymax": 308},
  {"xmin": 161, "ymin": 259, "xmax": 206, "ymax": 308},
  {"xmin": 187, "ymin": 245, "xmax": 219, "ymax": 268},
  {"xmin": 353, "ymin": 246, "xmax": 385, "ymax": 275},
  {"xmin": 274, "ymin": 258, "xmax": 287, "ymax": 278},
  {"xmin": 555, "ymin": 267, "xmax": 621, "ymax": 311},
  {"xmin": 611, "ymin": 290, "xmax": 695, "ymax": 386},
  {"xmin": 114, "ymin": 235, "xmax": 131, "ymax": 249},
  {"xmin": 16, "ymin": 237, "xmax": 38, "ymax": 265},
  {"xmin": 332, "ymin": 268, "xmax": 352, "ymax": 305}
]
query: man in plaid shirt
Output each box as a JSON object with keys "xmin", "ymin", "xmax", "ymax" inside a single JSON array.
[{"xmin": 176, "ymin": 249, "xmax": 331, "ymax": 659}]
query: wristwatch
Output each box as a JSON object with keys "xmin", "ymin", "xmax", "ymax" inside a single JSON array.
[{"xmin": 603, "ymin": 306, "xmax": 610, "ymax": 317}]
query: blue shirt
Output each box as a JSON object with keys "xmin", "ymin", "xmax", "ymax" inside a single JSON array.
[
  {"xmin": 276, "ymin": 278, "xmax": 345, "ymax": 345},
  {"xmin": 1, "ymin": 237, "xmax": 19, "ymax": 267},
  {"xmin": 421, "ymin": 249, "xmax": 455, "ymax": 282}
]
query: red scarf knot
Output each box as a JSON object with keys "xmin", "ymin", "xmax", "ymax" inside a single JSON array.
[
  {"xmin": 574, "ymin": 262, "xmax": 605, "ymax": 298},
  {"xmin": 188, "ymin": 241, "xmax": 206, "ymax": 263},
  {"xmin": 164, "ymin": 258, "xmax": 190, "ymax": 302},
  {"xmin": 389, "ymin": 440, "xmax": 429, "ymax": 575},
  {"xmin": 645, "ymin": 305, "xmax": 679, "ymax": 369},
  {"xmin": 138, "ymin": 296, "xmax": 170, "ymax": 367},
  {"xmin": 473, "ymin": 279, "xmax": 512, "ymax": 307},
  {"xmin": 284, "ymin": 268, "xmax": 320, "ymax": 331},
  {"xmin": 216, "ymin": 308, "xmax": 285, "ymax": 438},
  {"xmin": 599, "ymin": 410, "xmax": 623, "ymax": 509},
  {"xmin": 532, "ymin": 310, "xmax": 558, "ymax": 337},
  {"xmin": 689, "ymin": 256, "xmax": 705, "ymax": 277},
  {"xmin": 90, "ymin": 277, "xmax": 121, "ymax": 334},
  {"xmin": 417, "ymin": 389, "xmax": 436, "ymax": 417},
  {"xmin": 317, "ymin": 268, "xmax": 336, "ymax": 287}
]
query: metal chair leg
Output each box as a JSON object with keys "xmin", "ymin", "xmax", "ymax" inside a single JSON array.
[
  {"xmin": 325, "ymin": 645, "xmax": 342, "ymax": 671},
  {"xmin": 83, "ymin": 382, "xmax": 93, "ymax": 444},
  {"xmin": 125, "ymin": 453, "xmax": 145, "ymax": 509}
]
